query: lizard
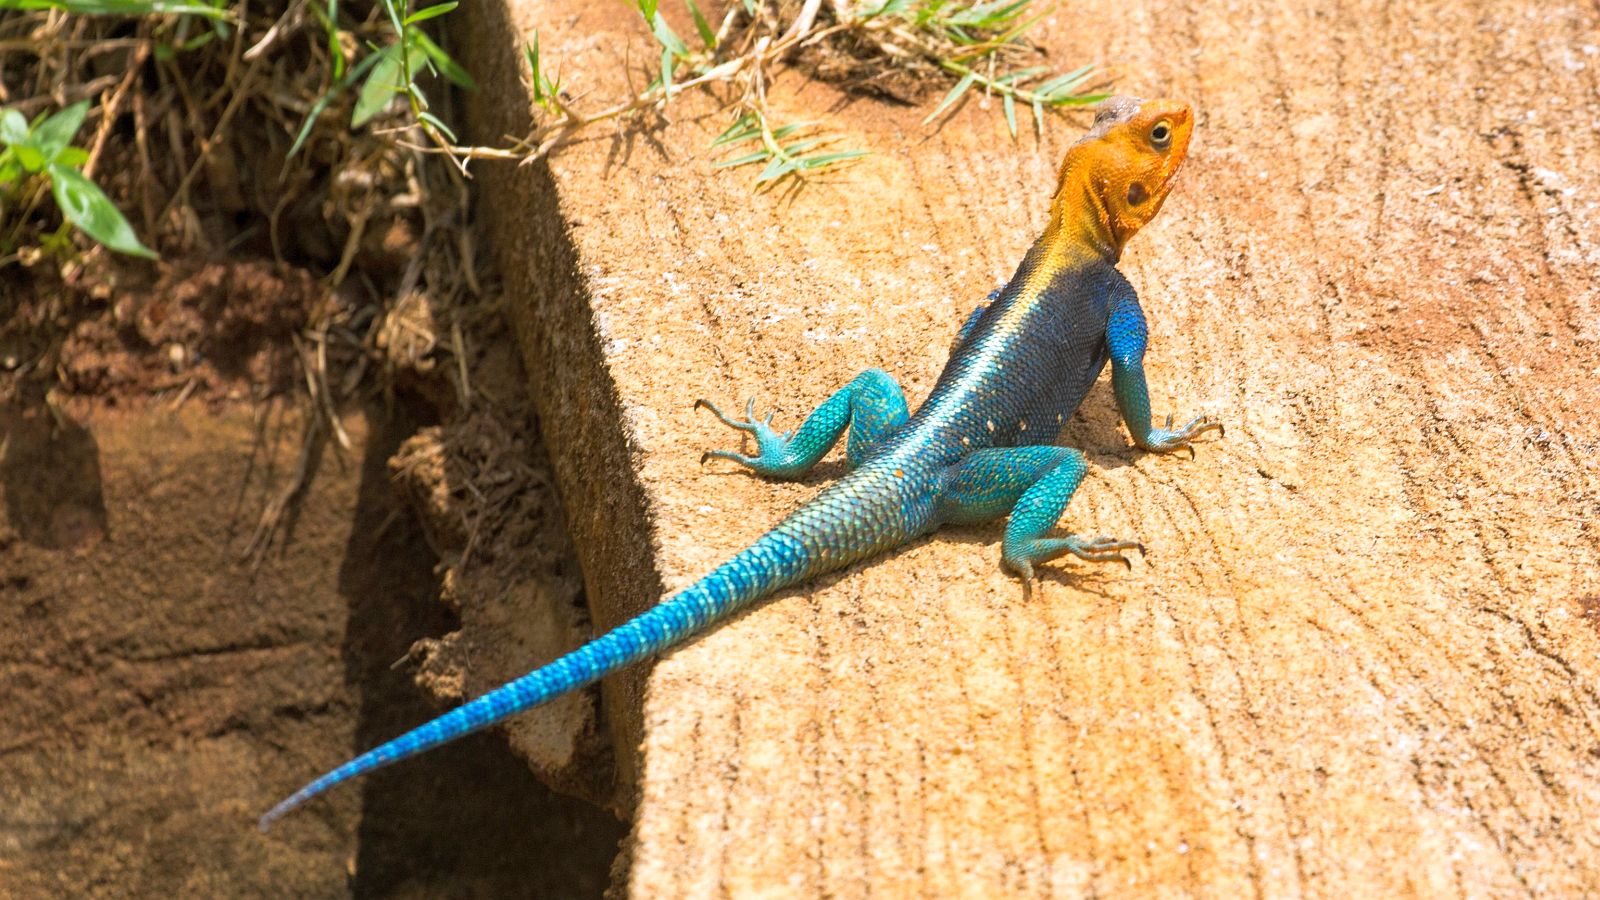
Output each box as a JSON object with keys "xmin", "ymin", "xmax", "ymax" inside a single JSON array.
[{"xmin": 260, "ymin": 95, "xmax": 1220, "ymax": 830}]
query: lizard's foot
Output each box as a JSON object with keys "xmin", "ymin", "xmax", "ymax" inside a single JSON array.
[
  {"xmin": 1142, "ymin": 413, "xmax": 1224, "ymax": 459},
  {"xmin": 1002, "ymin": 535, "xmax": 1146, "ymax": 598},
  {"xmin": 694, "ymin": 398, "xmax": 806, "ymax": 478}
]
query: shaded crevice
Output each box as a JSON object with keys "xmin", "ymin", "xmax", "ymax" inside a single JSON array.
[{"xmin": 338, "ymin": 394, "xmax": 623, "ymax": 899}]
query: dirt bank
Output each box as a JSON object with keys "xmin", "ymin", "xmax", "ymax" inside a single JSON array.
[{"xmin": 0, "ymin": 395, "xmax": 621, "ymax": 896}]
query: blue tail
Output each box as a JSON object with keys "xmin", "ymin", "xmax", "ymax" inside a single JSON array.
[{"xmin": 259, "ymin": 530, "xmax": 810, "ymax": 830}]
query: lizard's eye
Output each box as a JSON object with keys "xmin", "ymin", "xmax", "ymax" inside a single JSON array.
[{"xmin": 1150, "ymin": 120, "xmax": 1172, "ymax": 149}]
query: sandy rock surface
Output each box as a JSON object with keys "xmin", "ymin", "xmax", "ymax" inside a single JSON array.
[{"xmin": 463, "ymin": 0, "xmax": 1600, "ymax": 895}]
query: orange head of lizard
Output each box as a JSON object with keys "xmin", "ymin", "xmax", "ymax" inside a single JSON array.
[{"xmin": 1049, "ymin": 96, "xmax": 1193, "ymax": 260}]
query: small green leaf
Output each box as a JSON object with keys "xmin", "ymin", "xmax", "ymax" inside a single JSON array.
[
  {"xmin": 1003, "ymin": 93, "xmax": 1016, "ymax": 137},
  {"xmin": 353, "ymin": 41, "xmax": 429, "ymax": 128},
  {"xmin": 55, "ymin": 146, "xmax": 90, "ymax": 168},
  {"xmin": 686, "ymin": 0, "xmax": 716, "ymax": 48},
  {"xmin": 0, "ymin": 156, "xmax": 20, "ymax": 186},
  {"xmin": 0, "ymin": 109, "xmax": 29, "ymax": 147},
  {"xmin": 923, "ymin": 72, "xmax": 975, "ymax": 124},
  {"xmin": 660, "ymin": 47, "xmax": 674, "ymax": 97},
  {"xmin": 47, "ymin": 162, "xmax": 157, "ymax": 259},
  {"xmin": 402, "ymin": 1, "xmax": 455, "ymax": 26},
  {"xmin": 637, "ymin": 0, "xmax": 658, "ymax": 20},
  {"xmin": 416, "ymin": 33, "xmax": 475, "ymax": 89},
  {"xmin": 353, "ymin": 45, "xmax": 404, "ymax": 127},
  {"xmin": 14, "ymin": 144, "xmax": 46, "ymax": 172},
  {"xmin": 33, "ymin": 100, "xmax": 90, "ymax": 163},
  {"xmin": 1031, "ymin": 97, "xmax": 1044, "ymax": 137},
  {"xmin": 757, "ymin": 156, "xmax": 797, "ymax": 183}
]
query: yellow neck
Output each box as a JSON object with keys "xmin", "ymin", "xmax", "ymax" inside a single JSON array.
[{"xmin": 1044, "ymin": 169, "xmax": 1121, "ymax": 264}]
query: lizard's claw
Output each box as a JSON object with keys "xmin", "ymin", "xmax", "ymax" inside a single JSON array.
[
  {"xmin": 1072, "ymin": 536, "xmax": 1146, "ymax": 569},
  {"xmin": 695, "ymin": 395, "xmax": 805, "ymax": 477},
  {"xmin": 1143, "ymin": 413, "xmax": 1224, "ymax": 457},
  {"xmin": 696, "ymin": 397, "xmax": 764, "ymax": 434},
  {"xmin": 1002, "ymin": 534, "xmax": 1143, "ymax": 594}
]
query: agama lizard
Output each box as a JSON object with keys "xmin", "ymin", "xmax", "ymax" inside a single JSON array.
[{"xmin": 260, "ymin": 95, "xmax": 1219, "ymax": 829}]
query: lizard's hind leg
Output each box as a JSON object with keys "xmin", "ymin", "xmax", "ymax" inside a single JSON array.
[
  {"xmin": 936, "ymin": 446, "xmax": 1142, "ymax": 597},
  {"xmin": 695, "ymin": 368, "xmax": 908, "ymax": 480}
]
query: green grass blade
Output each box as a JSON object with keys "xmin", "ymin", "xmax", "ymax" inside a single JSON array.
[
  {"xmin": 796, "ymin": 149, "xmax": 868, "ymax": 169},
  {"xmin": 288, "ymin": 47, "xmax": 384, "ymax": 159},
  {"xmin": 650, "ymin": 11, "xmax": 688, "ymax": 57},
  {"xmin": 402, "ymin": 0, "xmax": 455, "ymax": 26},
  {"xmin": 1033, "ymin": 65, "xmax": 1094, "ymax": 98},
  {"xmin": 686, "ymin": 0, "xmax": 716, "ymax": 48},
  {"xmin": 713, "ymin": 149, "xmax": 771, "ymax": 169},
  {"xmin": 379, "ymin": 0, "xmax": 404, "ymax": 34},
  {"xmin": 711, "ymin": 114, "xmax": 760, "ymax": 146},
  {"xmin": 525, "ymin": 32, "xmax": 545, "ymax": 103},
  {"xmin": 416, "ymin": 33, "xmax": 475, "ymax": 89},
  {"xmin": 922, "ymin": 72, "xmax": 975, "ymax": 124},
  {"xmin": 416, "ymin": 110, "xmax": 457, "ymax": 141},
  {"xmin": 11, "ymin": 0, "xmax": 233, "ymax": 19},
  {"xmin": 777, "ymin": 137, "xmax": 825, "ymax": 155},
  {"xmin": 770, "ymin": 120, "xmax": 817, "ymax": 139}
]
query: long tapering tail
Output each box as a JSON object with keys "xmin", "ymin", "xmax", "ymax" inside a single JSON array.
[{"xmin": 259, "ymin": 531, "xmax": 809, "ymax": 831}]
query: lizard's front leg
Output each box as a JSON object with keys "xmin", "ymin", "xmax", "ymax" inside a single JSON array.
[
  {"xmin": 1108, "ymin": 292, "xmax": 1223, "ymax": 456},
  {"xmin": 696, "ymin": 367, "xmax": 908, "ymax": 480},
  {"xmin": 936, "ymin": 446, "xmax": 1142, "ymax": 598}
]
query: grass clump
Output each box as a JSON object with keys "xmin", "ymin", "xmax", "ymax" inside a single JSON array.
[{"xmin": 492, "ymin": 0, "xmax": 1108, "ymax": 186}]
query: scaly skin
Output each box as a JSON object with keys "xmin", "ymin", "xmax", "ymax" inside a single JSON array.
[{"xmin": 260, "ymin": 96, "xmax": 1220, "ymax": 830}]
